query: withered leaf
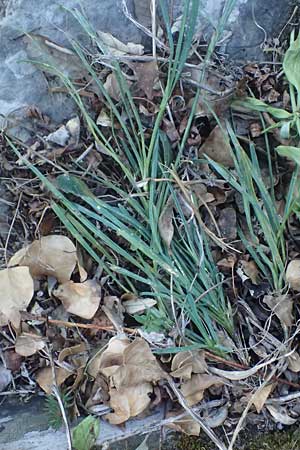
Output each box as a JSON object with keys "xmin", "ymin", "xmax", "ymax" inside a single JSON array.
[
  {"xmin": 286, "ymin": 259, "xmax": 300, "ymax": 291},
  {"xmin": 122, "ymin": 297, "xmax": 157, "ymax": 314},
  {"xmin": 170, "ymin": 350, "xmax": 207, "ymax": 380},
  {"xmin": 91, "ymin": 336, "xmax": 130, "ymax": 379},
  {"xmin": 53, "ymin": 280, "xmax": 101, "ymax": 319},
  {"xmin": 199, "ymin": 125, "xmax": 234, "ymax": 167},
  {"xmin": 0, "ymin": 267, "xmax": 34, "ymax": 328},
  {"xmin": 166, "ymin": 410, "xmax": 200, "ymax": 436},
  {"xmin": 97, "ymin": 31, "xmax": 144, "ymax": 56},
  {"xmin": 252, "ymin": 384, "xmax": 274, "ymax": 414},
  {"xmin": 158, "ymin": 197, "xmax": 174, "ymax": 249},
  {"xmin": 36, "ymin": 366, "xmax": 73, "ymax": 394},
  {"xmin": 132, "ymin": 61, "xmax": 159, "ymax": 100},
  {"xmin": 106, "ymin": 383, "xmax": 152, "ymax": 424},
  {"xmin": 263, "ymin": 294, "xmax": 294, "ymax": 328},
  {"xmin": 180, "ymin": 373, "xmax": 224, "ymax": 406},
  {"xmin": 15, "ymin": 332, "xmax": 45, "ymax": 357},
  {"xmin": 9, "ymin": 235, "xmax": 77, "ymax": 283}
]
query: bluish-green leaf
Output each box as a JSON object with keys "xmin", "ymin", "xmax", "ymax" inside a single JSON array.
[{"xmin": 276, "ymin": 145, "xmax": 300, "ymax": 165}]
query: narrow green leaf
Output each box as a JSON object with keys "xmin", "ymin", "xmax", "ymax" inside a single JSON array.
[
  {"xmin": 72, "ymin": 416, "xmax": 99, "ymax": 450},
  {"xmin": 276, "ymin": 145, "xmax": 300, "ymax": 165}
]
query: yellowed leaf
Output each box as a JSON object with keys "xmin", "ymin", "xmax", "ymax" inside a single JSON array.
[
  {"xmin": 263, "ymin": 294, "xmax": 294, "ymax": 328},
  {"xmin": 286, "ymin": 259, "xmax": 300, "ymax": 291},
  {"xmin": 199, "ymin": 125, "xmax": 234, "ymax": 167},
  {"xmin": 36, "ymin": 367, "xmax": 73, "ymax": 394},
  {"xmin": 180, "ymin": 374, "xmax": 224, "ymax": 406},
  {"xmin": 9, "ymin": 235, "xmax": 77, "ymax": 283},
  {"xmin": 0, "ymin": 267, "xmax": 34, "ymax": 328},
  {"xmin": 89, "ymin": 336, "xmax": 130, "ymax": 379},
  {"xmin": 96, "ymin": 110, "xmax": 112, "ymax": 127},
  {"xmin": 122, "ymin": 297, "xmax": 157, "ymax": 314},
  {"xmin": 252, "ymin": 384, "xmax": 274, "ymax": 413},
  {"xmin": 97, "ymin": 31, "xmax": 144, "ymax": 56},
  {"xmin": 53, "ymin": 280, "xmax": 101, "ymax": 319},
  {"xmin": 15, "ymin": 332, "xmax": 45, "ymax": 357},
  {"xmin": 106, "ymin": 383, "xmax": 152, "ymax": 424}
]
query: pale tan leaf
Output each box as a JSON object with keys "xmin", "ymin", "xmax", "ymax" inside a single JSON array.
[
  {"xmin": 122, "ymin": 297, "xmax": 157, "ymax": 314},
  {"xmin": 36, "ymin": 367, "xmax": 73, "ymax": 394},
  {"xmin": 209, "ymin": 356, "xmax": 277, "ymax": 380},
  {"xmin": 103, "ymin": 72, "xmax": 132, "ymax": 101},
  {"xmin": 94, "ymin": 336, "xmax": 130, "ymax": 379},
  {"xmin": 131, "ymin": 61, "xmax": 159, "ymax": 100},
  {"xmin": 240, "ymin": 260, "xmax": 259, "ymax": 284},
  {"xmin": 66, "ymin": 116, "xmax": 80, "ymax": 145},
  {"xmin": 0, "ymin": 267, "xmax": 34, "ymax": 328},
  {"xmin": 166, "ymin": 410, "xmax": 200, "ymax": 436},
  {"xmin": 180, "ymin": 374, "xmax": 224, "ymax": 406},
  {"xmin": 9, "ymin": 235, "xmax": 77, "ymax": 283},
  {"xmin": 170, "ymin": 351, "xmax": 207, "ymax": 380},
  {"xmin": 106, "ymin": 383, "xmax": 152, "ymax": 424},
  {"xmin": 158, "ymin": 197, "xmax": 174, "ymax": 249},
  {"xmin": 252, "ymin": 384, "xmax": 274, "ymax": 414},
  {"xmin": 266, "ymin": 404, "xmax": 297, "ymax": 425},
  {"xmin": 263, "ymin": 294, "xmax": 294, "ymax": 328},
  {"xmin": 111, "ymin": 338, "xmax": 165, "ymax": 389},
  {"xmin": 97, "ymin": 31, "xmax": 144, "ymax": 56},
  {"xmin": 286, "ymin": 259, "xmax": 300, "ymax": 291},
  {"xmin": 199, "ymin": 125, "xmax": 234, "ymax": 167},
  {"xmin": 287, "ymin": 351, "xmax": 300, "ymax": 372},
  {"xmin": 96, "ymin": 110, "xmax": 112, "ymax": 127},
  {"xmin": 53, "ymin": 280, "xmax": 101, "ymax": 319},
  {"xmin": 102, "ymin": 295, "xmax": 124, "ymax": 332},
  {"xmin": 15, "ymin": 332, "xmax": 45, "ymax": 357}
]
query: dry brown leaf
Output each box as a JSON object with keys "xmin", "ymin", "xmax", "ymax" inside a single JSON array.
[
  {"xmin": 263, "ymin": 294, "xmax": 294, "ymax": 328},
  {"xmin": 132, "ymin": 61, "xmax": 159, "ymax": 100},
  {"xmin": 180, "ymin": 374, "xmax": 224, "ymax": 406},
  {"xmin": 106, "ymin": 383, "xmax": 152, "ymax": 424},
  {"xmin": 97, "ymin": 31, "xmax": 144, "ymax": 56},
  {"xmin": 9, "ymin": 235, "xmax": 77, "ymax": 283},
  {"xmin": 91, "ymin": 336, "xmax": 130, "ymax": 379},
  {"xmin": 15, "ymin": 332, "xmax": 45, "ymax": 357},
  {"xmin": 102, "ymin": 295, "xmax": 124, "ymax": 332},
  {"xmin": 36, "ymin": 366, "xmax": 73, "ymax": 394},
  {"xmin": 287, "ymin": 351, "xmax": 300, "ymax": 372},
  {"xmin": 240, "ymin": 260, "xmax": 259, "ymax": 284},
  {"xmin": 111, "ymin": 338, "xmax": 166, "ymax": 389},
  {"xmin": 58, "ymin": 343, "xmax": 87, "ymax": 363},
  {"xmin": 158, "ymin": 197, "xmax": 174, "ymax": 249},
  {"xmin": 166, "ymin": 410, "xmax": 200, "ymax": 436},
  {"xmin": 0, "ymin": 267, "xmax": 34, "ymax": 328},
  {"xmin": 104, "ymin": 73, "xmax": 132, "ymax": 101},
  {"xmin": 122, "ymin": 297, "xmax": 157, "ymax": 314},
  {"xmin": 0, "ymin": 366, "xmax": 12, "ymax": 392},
  {"xmin": 170, "ymin": 350, "xmax": 207, "ymax": 380},
  {"xmin": 252, "ymin": 384, "xmax": 274, "ymax": 414},
  {"xmin": 286, "ymin": 259, "xmax": 300, "ymax": 291},
  {"xmin": 199, "ymin": 125, "xmax": 234, "ymax": 167},
  {"xmin": 53, "ymin": 280, "xmax": 101, "ymax": 319},
  {"xmin": 266, "ymin": 404, "xmax": 297, "ymax": 425}
]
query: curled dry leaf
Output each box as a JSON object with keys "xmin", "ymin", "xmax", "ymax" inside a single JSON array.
[
  {"xmin": 158, "ymin": 197, "xmax": 174, "ymax": 249},
  {"xmin": 286, "ymin": 259, "xmax": 300, "ymax": 291},
  {"xmin": 170, "ymin": 350, "xmax": 207, "ymax": 380},
  {"xmin": 96, "ymin": 110, "xmax": 112, "ymax": 127},
  {"xmin": 15, "ymin": 332, "xmax": 45, "ymax": 357},
  {"xmin": 199, "ymin": 125, "xmax": 234, "ymax": 167},
  {"xmin": 252, "ymin": 384, "xmax": 274, "ymax": 414},
  {"xmin": 36, "ymin": 366, "xmax": 73, "ymax": 394},
  {"xmin": 0, "ymin": 366, "xmax": 12, "ymax": 392},
  {"xmin": 180, "ymin": 374, "xmax": 224, "ymax": 406},
  {"xmin": 104, "ymin": 72, "xmax": 132, "ymax": 102},
  {"xmin": 53, "ymin": 280, "xmax": 101, "ymax": 319},
  {"xmin": 0, "ymin": 267, "xmax": 34, "ymax": 328},
  {"xmin": 166, "ymin": 410, "xmax": 200, "ymax": 436},
  {"xmin": 106, "ymin": 383, "xmax": 152, "ymax": 424},
  {"xmin": 9, "ymin": 235, "xmax": 77, "ymax": 283},
  {"xmin": 97, "ymin": 31, "xmax": 144, "ymax": 56},
  {"xmin": 111, "ymin": 338, "xmax": 166, "ymax": 389},
  {"xmin": 209, "ymin": 356, "xmax": 277, "ymax": 381},
  {"xmin": 263, "ymin": 294, "xmax": 294, "ymax": 328},
  {"xmin": 240, "ymin": 260, "xmax": 259, "ymax": 284},
  {"xmin": 287, "ymin": 351, "xmax": 300, "ymax": 372},
  {"xmin": 122, "ymin": 297, "xmax": 157, "ymax": 314},
  {"xmin": 88, "ymin": 336, "xmax": 130, "ymax": 379},
  {"xmin": 102, "ymin": 295, "xmax": 124, "ymax": 332},
  {"xmin": 266, "ymin": 404, "xmax": 297, "ymax": 425}
]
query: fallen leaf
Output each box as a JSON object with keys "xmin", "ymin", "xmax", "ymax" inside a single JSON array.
[
  {"xmin": 0, "ymin": 267, "xmax": 34, "ymax": 328},
  {"xmin": 199, "ymin": 125, "xmax": 234, "ymax": 167},
  {"xmin": 102, "ymin": 295, "xmax": 124, "ymax": 332},
  {"xmin": 0, "ymin": 366, "xmax": 12, "ymax": 392},
  {"xmin": 286, "ymin": 259, "xmax": 300, "ymax": 291},
  {"xmin": 46, "ymin": 125, "xmax": 69, "ymax": 146},
  {"xmin": 96, "ymin": 110, "xmax": 112, "ymax": 127},
  {"xmin": 106, "ymin": 383, "xmax": 152, "ymax": 424},
  {"xmin": 204, "ymin": 406, "xmax": 228, "ymax": 428},
  {"xmin": 15, "ymin": 332, "xmax": 45, "ymax": 357},
  {"xmin": 36, "ymin": 366, "xmax": 73, "ymax": 394},
  {"xmin": 266, "ymin": 404, "xmax": 297, "ymax": 425},
  {"xmin": 72, "ymin": 416, "xmax": 100, "ymax": 450},
  {"xmin": 209, "ymin": 356, "xmax": 277, "ymax": 380},
  {"xmin": 287, "ymin": 351, "xmax": 300, "ymax": 372},
  {"xmin": 97, "ymin": 31, "xmax": 144, "ymax": 56},
  {"xmin": 240, "ymin": 260, "xmax": 259, "ymax": 284},
  {"xmin": 104, "ymin": 72, "xmax": 132, "ymax": 101},
  {"xmin": 252, "ymin": 384, "xmax": 274, "ymax": 414},
  {"xmin": 9, "ymin": 235, "xmax": 77, "ymax": 283},
  {"xmin": 53, "ymin": 280, "xmax": 101, "ymax": 319},
  {"xmin": 170, "ymin": 351, "xmax": 207, "ymax": 380},
  {"xmin": 180, "ymin": 374, "xmax": 224, "ymax": 406},
  {"xmin": 66, "ymin": 116, "xmax": 80, "ymax": 145},
  {"xmin": 263, "ymin": 294, "xmax": 294, "ymax": 328},
  {"xmin": 131, "ymin": 61, "xmax": 159, "ymax": 100},
  {"xmin": 122, "ymin": 297, "xmax": 157, "ymax": 314},
  {"xmin": 91, "ymin": 336, "xmax": 130, "ymax": 379},
  {"xmin": 166, "ymin": 410, "xmax": 200, "ymax": 436},
  {"xmin": 111, "ymin": 338, "xmax": 166, "ymax": 389},
  {"xmin": 158, "ymin": 197, "xmax": 174, "ymax": 249}
]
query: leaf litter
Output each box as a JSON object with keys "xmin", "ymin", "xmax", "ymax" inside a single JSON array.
[{"xmin": 2, "ymin": 3, "xmax": 300, "ymax": 449}]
